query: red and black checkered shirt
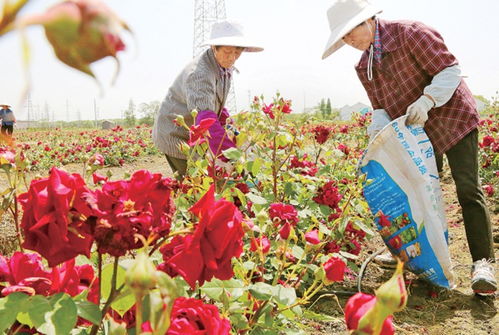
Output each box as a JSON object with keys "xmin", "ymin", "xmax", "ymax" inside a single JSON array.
[{"xmin": 355, "ymin": 19, "xmax": 479, "ymax": 154}]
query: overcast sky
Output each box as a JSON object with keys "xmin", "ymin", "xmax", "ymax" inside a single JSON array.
[{"xmin": 1, "ymin": 0, "xmax": 498, "ymax": 121}]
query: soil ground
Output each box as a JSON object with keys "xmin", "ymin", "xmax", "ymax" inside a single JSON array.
[{"xmin": 0, "ymin": 155, "xmax": 497, "ymax": 335}]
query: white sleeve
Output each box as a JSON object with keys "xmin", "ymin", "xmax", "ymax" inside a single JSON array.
[
  {"xmin": 423, "ymin": 64, "xmax": 462, "ymax": 108},
  {"xmin": 367, "ymin": 108, "xmax": 391, "ymax": 137}
]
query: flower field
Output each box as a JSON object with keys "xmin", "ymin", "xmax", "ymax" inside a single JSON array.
[{"xmin": 0, "ymin": 95, "xmax": 497, "ymax": 335}]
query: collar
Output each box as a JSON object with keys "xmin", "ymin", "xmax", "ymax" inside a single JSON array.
[
  {"xmin": 378, "ymin": 19, "xmax": 399, "ymax": 52},
  {"xmin": 357, "ymin": 19, "xmax": 401, "ymax": 69}
]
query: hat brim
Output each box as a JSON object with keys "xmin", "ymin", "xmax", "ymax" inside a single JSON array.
[
  {"xmin": 322, "ymin": 6, "xmax": 382, "ymax": 59},
  {"xmin": 203, "ymin": 37, "xmax": 264, "ymax": 52}
]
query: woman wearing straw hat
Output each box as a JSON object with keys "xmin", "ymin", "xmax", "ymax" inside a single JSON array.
[
  {"xmin": 0, "ymin": 104, "xmax": 16, "ymax": 137},
  {"xmin": 152, "ymin": 20, "xmax": 263, "ymax": 178},
  {"xmin": 322, "ymin": 0, "xmax": 495, "ymax": 295}
]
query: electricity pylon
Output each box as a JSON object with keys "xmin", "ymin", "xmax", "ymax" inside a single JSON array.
[{"xmin": 193, "ymin": 0, "xmax": 237, "ymax": 112}]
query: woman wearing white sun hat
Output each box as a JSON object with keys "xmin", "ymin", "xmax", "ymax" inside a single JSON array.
[
  {"xmin": 322, "ymin": 0, "xmax": 495, "ymax": 295},
  {"xmin": 153, "ymin": 20, "xmax": 263, "ymax": 178}
]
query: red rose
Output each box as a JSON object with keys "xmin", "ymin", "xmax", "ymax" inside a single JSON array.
[
  {"xmin": 323, "ymin": 256, "xmax": 346, "ymax": 283},
  {"xmin": 344, "ymin": 293, "xmax": 395, "ymax": 335},
  {"xmin": 167, "ymin": 297, "xmax": 231, "ymax": 335},
  {"xmin": 481, "ymin": 135, "xmax": 495, "ymax": 147},
  {"xmin": 92, "ymin": 172, "xmax": 108, "ymax": 184},
  {"xmin": 90, "ymin": 170, "xmax": 176, "ymax": 257},
  {"xmin": 250, "ymin": 236, "xmax": 271, "ymax": 254},
  {"xmin": 305, "ymin": 229, "xmax": 320, "ymax": 245},
  {"xmin": 483, "ymin": 184, "xmax": 494, "ymax": 197},
  {"xmin": 19, "ymin": 168, "xmax": 95, "ymax": 267},
  {"xmin": 262, "ymin": 103, "xmax": 275, "ymax": 119},
  {"xmin": 269, "ymin": 203, "xmax": 299, "ymax": 239},
  {"xmin": 235, "ymin": 182, "xmax": 250, "ymax": 194},
  {"xmin": 312, "ymin": 125, "xmax": 331, "ymax": 144},
  {"xmin": 337, "ymin": 143, "xmax": 350, "ymax": 155},
  {"xmin": 161, "ymin": 185, "xmax": 244, "ymax": 288},
  {"xmin": 188, "ymin": 118, "xmax": 216, "ymax": 146},
  {"xmin": 313, "ymin": 181, "xmax": 342, "ymax": 211}
]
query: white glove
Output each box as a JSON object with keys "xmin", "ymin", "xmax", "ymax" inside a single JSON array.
[
  {"xmin": 405, "ymin": 95, "xmax": 434, "ymax": 125},
  {"xmin": 367, "ymin": 109, "xmax": 391, "ymax": 140}
]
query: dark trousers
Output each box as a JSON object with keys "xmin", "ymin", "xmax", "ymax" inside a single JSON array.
[
  {"xmin": 165, "ymin": 155, "xmax": 187, "ymax": 179},
  {"xmin": 1, "ymin": 125, "xmax": 13, "ymax": 135},
  {"xmin": 445, "ymin": 128, "xmax": 493, "ymax": 262}
]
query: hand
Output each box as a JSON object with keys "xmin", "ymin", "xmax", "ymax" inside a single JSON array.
[{"xmin": 405, "ymin": 95, "xmax": 434, "ymax": 125}]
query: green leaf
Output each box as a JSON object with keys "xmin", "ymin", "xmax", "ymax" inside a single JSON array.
[
  {"xmin": 0, "ymin": 292, "xmax": 29, "ymax": 332},
  {"xmin": 275, "ymin": 286, "xmax": 297, "ymax": 306},
  {"xmin": 110, "ymin": 290, "xmax": 135, "ymax": 317},
  {"xmin": 27, "ymin": 295, "xmax": 52, "ymax": 328},
  {"xmin": 222, "ymin": 147, "xmax": 243, "ymax": 160},
  {"xmin": 252, "ymin": 157, "xmax": 263, "ymax": 175},
  {"xmin": 16, "ymin": 311, "xmax": 33, "ymax": 328},
  {"xmin": 291, "ymin": 245, "xmax": 304, "ymax": 260},
  {"xmin": 229, "ymin": 313, "xmax": 249, "ymax": 330},
  {"xmin": 249, "ymin": 282, "xmax": 276, "ymax": 301},
  {"xmin": 246, "ymin": 193, "xmax": 268, "ymax": 205},
  {"xmin": 276, "ymin": 132, "xmax": 292, "ymax": 147},
  {"xmin": 75, "ymin": 300, "xmax": 101, "ymax": 325},
  {"xmin": 101, "ymin": 263, "xmax": 135, "ymax": 316},
  {"xmin": 30, "ymin": 293, "xmax": 78, "ymax": 335},
  {"xmin": 201, "ymin": 279, "xmax": 246, "ymax": 302}
]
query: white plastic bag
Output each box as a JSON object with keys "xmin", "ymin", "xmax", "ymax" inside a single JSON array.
[{"xmin": 359, "ymin": 116, "xmax": 454, "ymax": 288}]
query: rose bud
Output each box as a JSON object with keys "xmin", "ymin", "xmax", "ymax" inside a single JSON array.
[
  {"xmin": 125, "ymin": 252, "xmax": 158, "ymax": 296},
  {"xmin": 351, "ymin": 259, "xmax": 407, "ymax": 334},
  {"xmin": 21, "ymin": 0, "xmax": 130, "ymax": 81}
]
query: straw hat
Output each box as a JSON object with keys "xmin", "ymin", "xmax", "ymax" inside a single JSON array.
[
  {"xmin": 322, "ymin": 0, "xmax": 381, "ymax": 59},
  {"xmin": 0, "ymin": 104, "xmax": 11, "ymax": 108},
  {"xmin": 203, "ymin": 20, "xmax": 263, "ymax": 52}
]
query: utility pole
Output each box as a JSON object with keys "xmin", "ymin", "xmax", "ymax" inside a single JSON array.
[
  {"xmin": 66, "ymin": 99, "xmax": 70, "ymax": 122},
  {"xmin": 193, "ymin": 0, "xmax": 237, "ymax": 112},
  {"xmin": 94, "ymin": 99, "xmax": 99, "ymax": 127},
  {"xmin": 26, "ymin": 94, "xmax": 33, "ymax": 128}
]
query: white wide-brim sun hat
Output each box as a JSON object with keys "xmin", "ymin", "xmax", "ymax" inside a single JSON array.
[
  {"xmin": 322, "ymin": 0, "xmax": 381, "ymax": 59},
  {"xmin": 203, "ymin": 20, "xmax": 264, "ymax": 52}
]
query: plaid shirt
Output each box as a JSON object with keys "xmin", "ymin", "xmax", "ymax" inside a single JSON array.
[{"xmin": 356, "ymin": 19, "xmax": 479, "ymax": 154}]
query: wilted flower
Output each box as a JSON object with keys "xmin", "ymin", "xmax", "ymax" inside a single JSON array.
[
  {"xmin": 313, "ymin": 181, "xmax": 343, "ymax": 211},
  {"xmin": 311, "ymin": 125, "xmax": 331, "ymax": 144},
  {"xmin": 90, "ymin": 170, "xmax": 176, "ymax": 257}
]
